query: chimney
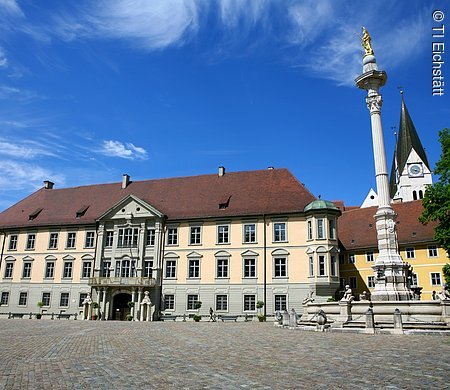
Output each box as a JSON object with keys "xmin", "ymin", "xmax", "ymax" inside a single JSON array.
[
  {"xmin": 218, "ymin": 166, "xmax": 225, "ymax": 177},
  {"xmin": 43, "ymin": 180, "xmax": 54, "ymax": 189},
  {"xmin": 122, "ymin": 174, "xmax": 130, "ymax": 189}
]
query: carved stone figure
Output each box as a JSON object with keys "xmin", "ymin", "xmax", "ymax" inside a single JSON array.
[
  {"xmin": 437, "ymin": 285, "xmax": 450, "ymax": 300},
  {"xmin": 359, "ymin": 291, "xmax": 368, "ymax": 301},
  {"xmin": 341, "ymin": 285, "xmax": 354, "ymax": 302},
  {"xmin": 302, "ymin": 290, "xmax": 315, "ymax": 305}
]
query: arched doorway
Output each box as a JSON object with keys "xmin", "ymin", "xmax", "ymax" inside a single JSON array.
[{"xmin": 112, "ymin": 293, "xmax": 132, "ymax": 320}]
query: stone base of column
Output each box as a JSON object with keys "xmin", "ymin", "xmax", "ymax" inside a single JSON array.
[{"xmin": 371, "ymin": 261, "xmax": 413, "ymax": 301}]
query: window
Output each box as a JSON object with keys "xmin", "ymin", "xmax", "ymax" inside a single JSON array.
[
  {"xmin": 63, "ymin": 261, "xmax": 73, "ymax": 278},
  {"xmin": 105, "ymin": 231, "xmax": 114, "ymax": 247},
  {"xmin": 165, "ymin": 260, "xmax": 176, "ymax": 278},
  {"xmin": 146, "ymin": 229, "xmax": 155, "ymax": 246},
  {"xmin": 217, "ymin": 258, "xmax": 229, "ymax": 278},
  {"xmin": 22, "ymin": 262, "xmax": 32, "ymax": 278},
  {"xmin": 339, "ymin": 254, "xmax": 345, "ymax": 265},
  {"xmin": 217, "ymin": 225, "xmax": 229, "ymax": 244},
  {"xmin": 60, "ymin": 292, "xmax": 69, "ymax": 307},
  {"xmin": 85, "ymin": 232, "xmax": 95, "ymax": 248},
  {"xmin": 118, "ymin": 228, "xmax": 138, "ymax": 247},
  {"xmin": 348, "ymin": 254, "xmax": 355, "ymax": 264},
  {"xmin": 66, "ymin": 232, "xmax": 76, "ymax": 248},
  {"xmin": 119, "ymin": 259, "xmax": 134, "ymax": 277},
  {"xmin": 330, "ymin": 255, "xmax": 337, "ymax": 276},
  {"xmin": 406, "ymin": 247, "xmax": 415, "ymax": 259},
  {"xmin": 42, "ymin": 292, "xmax": 51, "ymax": 307},
  {"xmin": 431, "ymin": 273, "xmax": 441, "ymax": 286},
  {"xmin": 216, "ymin": 295, "xmax": 228, "ymax": 311},
  {"xmin": 82, "ymin": 262, "xmax": 92, "ymax": 278},
  {"xmin": 101, "ymin": 261, "xmax": 111, "ymax": 277},
  {"xmin": 4, "ymin": 262, "xmax": 14, "ymax": 278},
  {"xmin": 274, "ymin": 295, "xmax": 287, "ymax": 311},
  {"xmin": 187, "ymin": 294, "xmax": 199, "ymax": 310},
  {"xmin": 274, "ymin": 258, "xmax": 287, "ymax": 278},
  {"xmin": 19, "ymin": 292, "xmax": 28, "ymax": 306},
  {"xmin": 368, "ymin": 276, "xmax": 375, "ymax": 288},
  {"xmin": 243, "ymin": 295, "xmax": 256, "ymax": 311},
  {"xmin": 243, "ymin": 224, "xmax": 256, "ymax": 243},
  {"xmin": 349, "ymin": 276, "xmax": 357, "ymax": 289},
  {"xmin": 309, "ymin": 256, "xmax": 314, "ymax": 276},
  {"xmin": 188, "ymin": 259, "xmax": 200, "ymax": 278},
  {"xmin": 411, "ymin": 273, "xmax": 418, "ymax": 286},
  {"xmin": 190, "ymin": 226, "xmax": 201, "ymax": 245},
  {"xmin": 8, "ymin": 235, "xmax": 17, "ymax": 250},
  {"xmin": 243, "ymin": 258, "xmax": 256, "ymax": 278},
  {"xmin": 144, "ymin": 260, "xmax": 153, "ymax": 278},
  {"xmin": 1, "ymin": 292, "xmax": 9, "ymax": 305},
  {"xmin": 49, "ymin": 233, "xmax": 58, "ymax": 249},
  {"xmin": 167, "ymin": 227, "xmax": 178, "ymax": 246},
  {"xmin": 318, "ymin": 255, "xmax": 326, "ymax": 276},
  {"xmin": 329, "ymin": 219, "xmax": 336, "ymax": 239},
  {"xmin": 307, "ymin": 220, "xmax": 313, "ymax": 240},
  {"xmin": 78, "ymin": 293, "xmax": 88, "ymax": 307},
  {"xmin": 26, "ymin": 234, "xmax": 36, "ymax": 250},
  {"xmin": 366, "ymin": 252, "xmax": 374, "ymax": 262},
  {"xmin": 428, "ymin": 245, "xmax": 438, "ymax": 257},
  {"xmin": 164, "ymin": 294, "xmax": 175, "ymax": 310},
  {"xmin": 45, "ymin": 262, "xmax": 55, "ymax": 278},
  {"xmin": 317, "ymin": 219, "xmax": 324, "ymax": 239},
  {"xmin": 273, "ymin": 223, "xmax": 286, "ymax": 242}
]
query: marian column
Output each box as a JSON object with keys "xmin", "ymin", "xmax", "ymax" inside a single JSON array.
[{"xmin": 355, "ymin": 27, "xmax": 412, "ymax": 301}]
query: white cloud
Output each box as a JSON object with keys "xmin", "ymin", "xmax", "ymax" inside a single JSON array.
[
  {"xmin": 0, "ymin": 139, "xmax": 58, "ymax": 159},
  {"xmin": 0, "ymin": 47, "xmax": 7, "ymax": 67},
  {"xmin": 0, "ymin": 0, "xmax": 24, "ymax": 17},
  {"xmin": 99, "ymin": 140, "xmax": 148, "ymax": 160},
  {"xmin": 0, "ymin": 159, "xmax": 65, "ymax": 191}
]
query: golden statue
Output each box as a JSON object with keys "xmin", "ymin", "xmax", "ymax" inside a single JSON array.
[{"xmin": 360, "ymin": 26, "xmax": 374, "ymax": 56}]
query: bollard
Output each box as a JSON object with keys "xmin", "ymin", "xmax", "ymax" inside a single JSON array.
[
  {"xmin": 74, "ymin": 313, "xmax": 78, "ymax": 320},
  {"xmin": 8, "ymin": 312, "xmax": 11, "ymax": 319},
  {"xmin": 393, "ymin": 308, "xmax": 403, "ymax": 335},
  {"xmin": 365, "ymin": 307, "xmax": 375, "ymax": 334},
  {"xmin": 182, "ymin": 314, "xmax": 187, "ymax": 322},
  {"xmin": 244, "ymin": 313, "xmax": 248, "ymax": 322},
  {"xmin": 29, "ymin": 312, "xmax": 32, "ymax": 319},
  {"xmin": 51, "ymin": 312, "xmax": 55, "ymax": 320}
]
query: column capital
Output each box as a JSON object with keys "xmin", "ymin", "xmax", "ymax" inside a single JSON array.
[{"xmin": 366, "ymin": 95, "xmax": 383, "ymax": 114}]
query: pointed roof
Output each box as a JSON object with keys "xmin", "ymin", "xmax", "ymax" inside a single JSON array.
[{"xmin": 389, "ymin": 95, "xmax": 430, "ymax": 197}]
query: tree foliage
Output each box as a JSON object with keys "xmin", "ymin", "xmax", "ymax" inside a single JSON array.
[{"xmin": 419, "ymin": 128, "xmax": 450, "ymax": 257}]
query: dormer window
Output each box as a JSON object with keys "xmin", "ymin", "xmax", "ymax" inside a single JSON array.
[
  {"xmin": 76, "ymin": 205, "xmax": 89, "ymax": 218},
  {"xmin": 28, "ymin": 208, "xmax": 43, "ymax": 221},
  {"xmin": 219, "ymin": 195, "xmax": 231, "ymax": 210}
]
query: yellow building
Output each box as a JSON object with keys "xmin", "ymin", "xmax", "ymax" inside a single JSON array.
[
  {"xmin": 339, "ymin": 200, "xmax": 447, "ymax": 300},
  {"xmin": 0, "ymin": 168, "xmax": 342, "ymax": 320}
]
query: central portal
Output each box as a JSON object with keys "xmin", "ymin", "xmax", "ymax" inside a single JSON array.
[{"xmin": 112, "ymin": 293, "xmax": 132, "ymax": 320}]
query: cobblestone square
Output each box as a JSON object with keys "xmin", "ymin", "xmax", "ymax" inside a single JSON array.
[{"xmin": 0, "ymin": 319, "xmax": 448, "ymax": 389}]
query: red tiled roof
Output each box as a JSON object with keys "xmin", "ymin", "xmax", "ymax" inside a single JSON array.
[
  {"xmin": 0, "ymin": 169, "xmax": 316, "ymax": 229},
  {"xmin": 338, "ymin": 200, "xmax": 437, "ymax": 250}
]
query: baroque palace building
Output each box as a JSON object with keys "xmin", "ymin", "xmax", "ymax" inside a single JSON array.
[{"xmin": 0, "ymin": 97, "xmax": 447, "ymax": 319}]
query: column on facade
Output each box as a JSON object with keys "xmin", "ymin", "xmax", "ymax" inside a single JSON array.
[
  {"xmin": 94, "ymin": 224, "xmax": 105, "ymax": 278},
  {"xmin": 138, "ymin": 288, "xmax": 143, "ymax": 321},
  {"xmin": 101, "ymin": 288, "xmax": 107, "ymax": 320},
  {"xmin": 137, "ymin": 222, "xmax": 146, "ymax": 277},
  {"xmin": 153, "ymin": 221, "xmax": 163, "ymax": 281},
  {"xmin": 131, "ymin": 288, "xmax": 136, "ymax": 320}
]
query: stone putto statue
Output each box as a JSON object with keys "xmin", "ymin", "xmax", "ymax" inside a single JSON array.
[
  {"xmin": 302, "ymin": 290, "xmax": 315, "ymax": 305},
  {"xmin": 341, "ymin": 285, "xmax": 354, "ymax": 302}
]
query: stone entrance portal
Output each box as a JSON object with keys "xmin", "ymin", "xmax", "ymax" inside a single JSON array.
[{"xmin": 112, "ymin": 293, "xmax": 132, "ymax": 320}]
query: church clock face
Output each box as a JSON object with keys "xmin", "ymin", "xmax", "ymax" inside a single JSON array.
[{"xmin": 408, "ymin": 163, "xmax": 423, "ymax": 177}]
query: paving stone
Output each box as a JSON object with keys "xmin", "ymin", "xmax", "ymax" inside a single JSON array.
[{"xmin": 0, "ymin": 319, "xmax": 448, "ymax": 389}]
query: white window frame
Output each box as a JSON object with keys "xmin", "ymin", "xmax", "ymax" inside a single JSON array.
[
  {"xmin": 42, "ymin": 292, "xmax": 51, "ymax": 307},
  {"xmin": 309, "ymin": 256, "xmax": 314, "ymax": 277},
  {"xmin": 22, "ymin": 262, "xmax": 32, "ymax": 279},
  {"xmin": 8, "ymin": 234, "xmax": 18, "ymax": 250},
  {"xmin": 243, "ymin": 295, "xmax": 256, "ymax": 312},
  {"xmin": 146, "ymin": 228, "xmax": 156, "ymax": 246},
  {"xmin": 317, "ymin": 219, "xmax": 325, "ymax": 239},
  {"xmin": 167, "ymin": 227, "xmax": 178, "ymax": 246},
  {"xmin": 105, "ymin": 231, "xmax": 114, "ymax": 247},
  {"xmin": 274, "ymin": 294, "xmax": 287, "ymax": 311},
  {"xmin": 66, "ymin": 232, "xmax": 76, "ymax": 249},
  {"xmin": 18, "ymin": 292, "xmax": 28, "ymax": 306},
  {"xmin": 4, "ymin": 262, "xmax": 14, "ymax": 278},
  {"xmin": 431, "ymin": 272, "xmax": 442, "ymax": 286},
  {"xmin": 273, "ymin": 222, "xmax": 287, "ymax": 242},
  {"xmin": 307, "ymin": 220, "xmax": 313, "ymax": 240},
  {"xmin": 165, "ymin": 259, "xmax": 177, "ymax": 279},
  {"xmin": 243, "ymin": 223, "xmax": 256, "ymax": 243},
  {"xmin": 1, "ymin": 291, "xmax": 9, "ymax": 306},
  {"xmin": 81, "ymin": 261, "xmax": 92, "ymax": 279},
  {"xmin": 329, "ymin": 219, "xmax": 336, "ymax": 240},
  {"xmin": 216, "ymin": 258, "xmax": 229, "ymax": 278},
  {"xmin": 26, "ymin": 234, "xmax": 36, "ymax": 250},
  {"xmin": 366, "ymin": 252, "xmax": 374, "ymax": 262},
  {"xmin": 187, "ymin": 294, "xmax": 199, "ymax": 311},
  {"xmin": 62, "ymin": 261, "xmax": 73, "ymax": 279},
  {"xmin": 428, "ymin": 245, "xmax": 438, "ymax": 258},
  {"xmin": 330, "ymin": 255, "xmax": 337, "ymax": 276},
  {"xmin": 45, "ymin": 261, "xmax": 55, "ymax": 279},
  {"xmin": 215, "ymin": 294, "xmax": 228, "ymax": 312},
  {"xmin": 85, "ymin": 231, "xmax": 95, "ymax": 248},
  {"xmin": 367, "ymin": 275, "xmax": 375, "ymax": 288},
  {"xmin": 274, "ymin": 257, "xmax": 287, "ymax": 278},
  {"xmin": 188, "ymin": 258, "xmax": 200, "ymax": 279},
  {"xmin": 348, "ymin": 254, "xmax": 355, "ymax": 264},
  {"xmin": 59, "ymin": 292, "xmax": 70, "ymax": 307},
  {"xmin": 217, "ymin": 225, "xmax": 230, "ymax": 244},
  {"xmin": 318, "ymin": 255, "xmax": 326, "ymax": 276},
  {"xmin": 243, "ymin": 258, "xmax": 256, "ymax": 278},
  {"xmin": 189, "ymin": 226, "xmax": 202, "ymax": 245},
  {"xmin": 405, "ymin": 247, "xmax": 415, "ymax": 259},
  {"xmin": 49, "ymin": 233, "xmax": 58, "ymax": 249},
  {"xmin": 164, "ymin": 294, "xmax": 175, "ymax": 311},
  {"xmin": 143, "ymin": 259, "xmax": 153, "ymax": 278}
]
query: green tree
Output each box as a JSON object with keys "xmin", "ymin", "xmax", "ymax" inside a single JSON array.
[{"xmin": 419, "ymin": 128, "xmax": 450, "ymax": 257}]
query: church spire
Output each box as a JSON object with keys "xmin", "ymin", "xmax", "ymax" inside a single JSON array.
[{"xmin": 390, "ymin": 92, "xmax": 432, "ymax": 200}]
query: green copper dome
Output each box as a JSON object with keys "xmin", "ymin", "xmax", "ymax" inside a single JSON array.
[{"xmin": 304, "ymin": 199, "xmax": 339, "ymax": 212}]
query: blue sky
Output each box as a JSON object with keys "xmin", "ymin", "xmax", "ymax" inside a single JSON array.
[{"xmin": 0, "ymin": 0, "xmax": 448, "ymax": 210}]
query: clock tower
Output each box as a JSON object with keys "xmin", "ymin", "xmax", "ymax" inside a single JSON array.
[{"xmin": 389, "ymin": 93, "xmax": 433, "ymax": 202}]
